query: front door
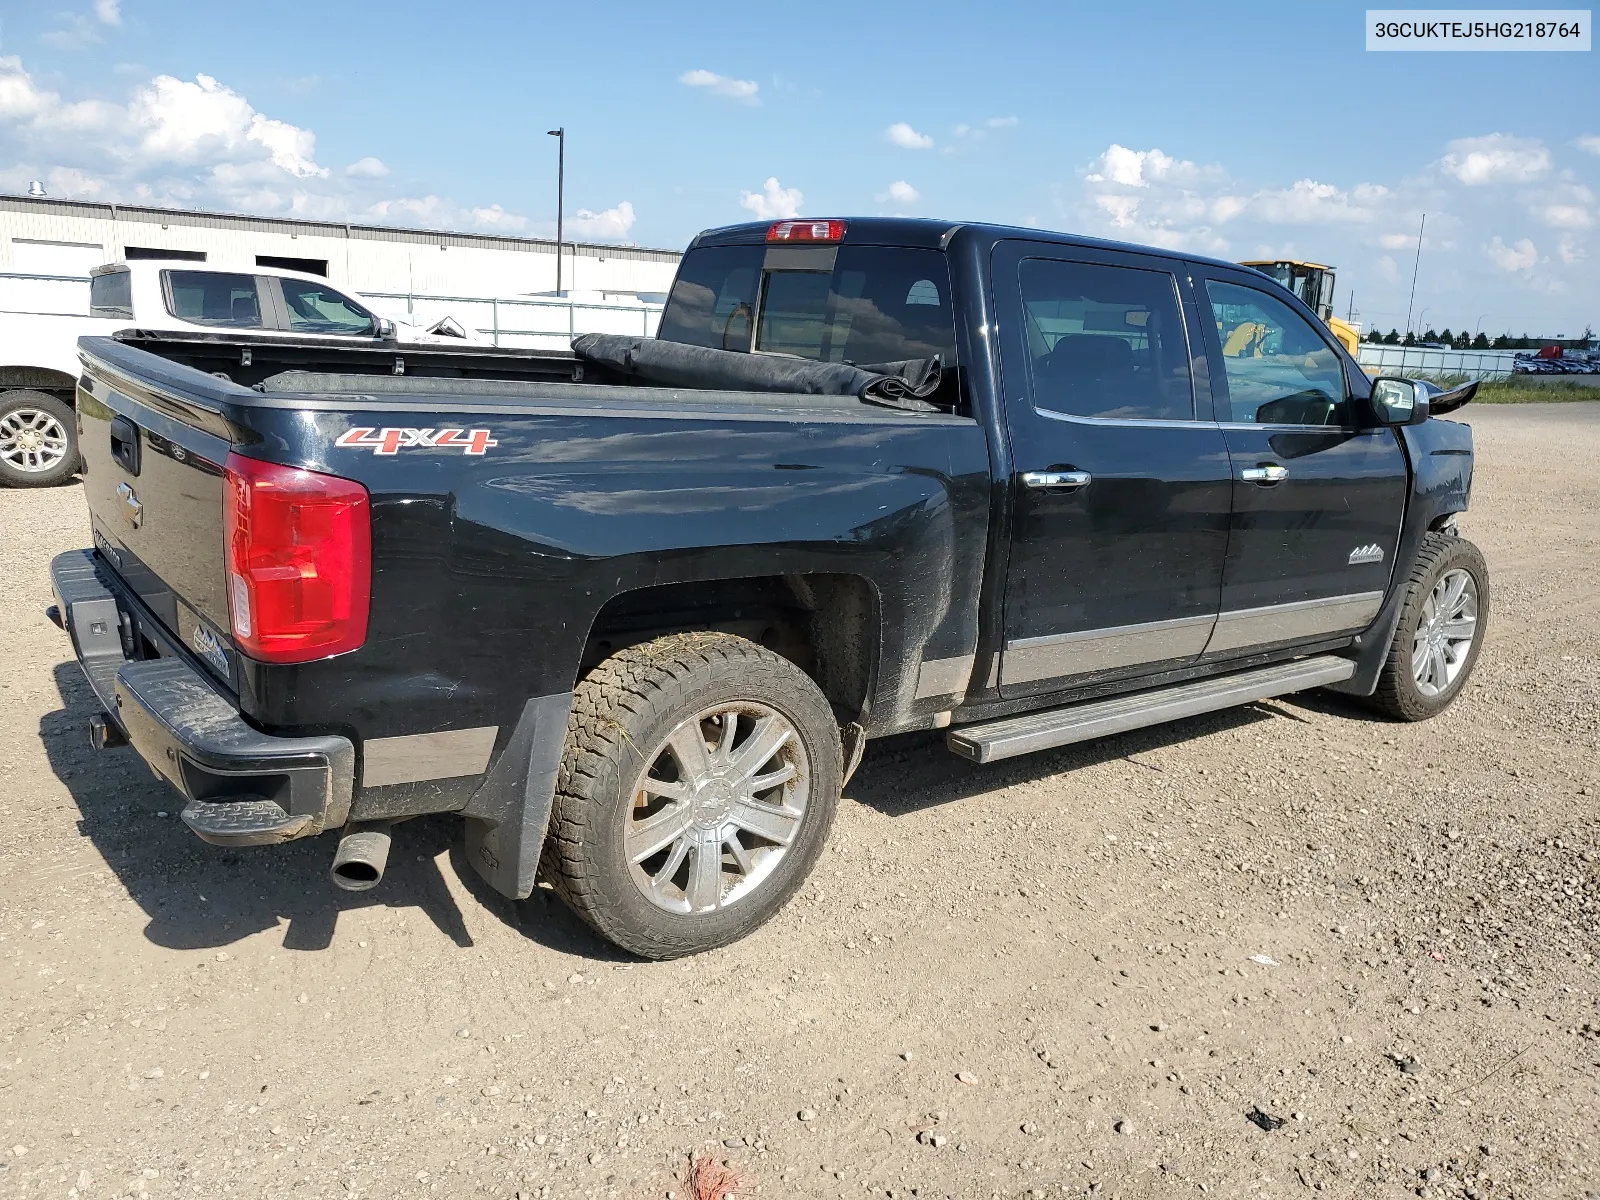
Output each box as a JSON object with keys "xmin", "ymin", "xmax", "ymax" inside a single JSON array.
[
  {"xmin": 1193, "ymin": 267, "xmax": 1408, "ymax": 654},
  {"xmin": 993, "ymin": 241, "xmax": 1233, "ymax": 698}
]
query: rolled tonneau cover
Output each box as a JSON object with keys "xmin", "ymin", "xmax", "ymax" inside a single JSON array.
[{"xmin": 571, "ymin": 333, "xmax": 945, "ymax": 412}]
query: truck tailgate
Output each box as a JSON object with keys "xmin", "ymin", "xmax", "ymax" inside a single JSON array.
[{"xmin": 77, "ymin": 351, "xmax": 236, "ymax": 687}]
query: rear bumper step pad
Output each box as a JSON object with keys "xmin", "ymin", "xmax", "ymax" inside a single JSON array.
[
  {"xmin": 947, "ymin": 655, "xmax": 1355, "ymax": 764},
  {"xmin": 49, "ymin": 549, "xmax": 354, "ymax": 846}
]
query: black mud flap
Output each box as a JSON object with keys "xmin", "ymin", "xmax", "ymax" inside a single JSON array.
[{"xmin": 459, "ymin": 692, "xmax": 572, "ymax": 899}]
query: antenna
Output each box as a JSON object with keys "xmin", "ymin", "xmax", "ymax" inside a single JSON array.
[{"xmin": 1403, "ymin": 213, "xmax": 1425, "ymax": 336}]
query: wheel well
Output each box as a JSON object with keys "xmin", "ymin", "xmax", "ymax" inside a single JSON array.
[
  {"xmin": 582, "ymin": 573, "xmax": 878, "ymax": 723},
  {"xmin": 0, "ymin": 367, "xmax": 78, "ymax": 403}
]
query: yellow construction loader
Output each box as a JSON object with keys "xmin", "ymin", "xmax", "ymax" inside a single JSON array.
[{"xmin": 1238, "ymin": 260, "xmax": 1361, "ymax": 355}]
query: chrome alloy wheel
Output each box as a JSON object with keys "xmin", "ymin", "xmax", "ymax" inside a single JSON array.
[
  {"xmin": 625, "ymin": 702, "xmax": 811, "ymax": 914},
  {"xmin": 0, "ymin": 406, "xmax": 70, "ymax": 474},
  {"xmin": 1412, "ymin": 567, "xmax": 1478, "ymax": 697}
]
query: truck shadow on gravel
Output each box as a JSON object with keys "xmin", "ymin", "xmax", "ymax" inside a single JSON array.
[{"xmin": 40, "ymin": 661, "xmax": 478, "ymax": 953}]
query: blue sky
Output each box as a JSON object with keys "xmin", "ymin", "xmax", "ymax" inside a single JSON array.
[{"xmin": 3, "ymin": 0, "xmax": 1597, "ymax": 333}]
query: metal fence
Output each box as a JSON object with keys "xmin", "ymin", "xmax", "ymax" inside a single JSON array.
[
  {"xmin": 1355, "ymin": 344, "xmax": 1520, "ymax": 380},
  {"xmin": 360, "ymin": 290, "xmax": 665, "ymax": 350}
]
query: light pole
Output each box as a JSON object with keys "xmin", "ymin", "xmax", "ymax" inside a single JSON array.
[{"xmin": 546, "ymin": 127, "xmax": 565, "ymax": 296}]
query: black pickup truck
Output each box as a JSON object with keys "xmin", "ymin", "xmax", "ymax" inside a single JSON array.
[{"xmin": 50, "ymin": 217, "xmax": 1487, "ymax": 959}]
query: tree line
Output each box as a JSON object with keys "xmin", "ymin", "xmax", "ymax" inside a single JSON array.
[{"xmin": 1364, "ymin": 324, "xmax": 1596, "ymax": 350}]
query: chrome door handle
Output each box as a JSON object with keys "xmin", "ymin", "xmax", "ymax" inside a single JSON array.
[
  {"xmin": 1021, "ymin": 470, "xmax": 1092, "ymax": 491},
  {"xmin": 1240, "ymin": 464, "xmax": 1288, "ymax": 485}
]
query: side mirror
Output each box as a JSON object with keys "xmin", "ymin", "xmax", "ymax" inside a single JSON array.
[
  {"xmin": 375, "ymin": 317, "xmax": 396, "ymax": 340},
  {"xmin": 1370, "ymin": 376, "xmax": 1429, "ymax": 426}
]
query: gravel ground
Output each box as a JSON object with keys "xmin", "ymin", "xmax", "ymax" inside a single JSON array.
[{"xmin": 1, "ymin": 403, "xmax": 1596, "ymax": 1200}]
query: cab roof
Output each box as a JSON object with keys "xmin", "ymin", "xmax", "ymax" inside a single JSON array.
[{"xmin": 688, "ymin": 216, "xmax": 1248, "ymax": 274}]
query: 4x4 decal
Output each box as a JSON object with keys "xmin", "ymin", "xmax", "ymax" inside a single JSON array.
[{"xmin": 335, "ymin": 427, "xmax": 499, "ymax": 456}]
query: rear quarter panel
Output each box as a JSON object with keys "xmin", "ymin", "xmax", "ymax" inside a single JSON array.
[{"xmin": 234, "ymin": 391, "xmax": 991, "ymax": 816}]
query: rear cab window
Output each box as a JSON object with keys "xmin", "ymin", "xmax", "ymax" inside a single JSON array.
[
  {"xmin": 89, "ymin": 269, "xmax": 133, "ymax": 319},
  {"xmin": 164, "ymin": 270, "xmax": 264, "ymax": 328},
  {"xmin": 657, "ymin": 241, "xmax": 961, "ymax": 407}
]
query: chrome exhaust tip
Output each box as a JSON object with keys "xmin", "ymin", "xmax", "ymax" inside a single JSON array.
[{"xmin": 331, "ymin": 822, "xmax": 392, "ymax": 892}]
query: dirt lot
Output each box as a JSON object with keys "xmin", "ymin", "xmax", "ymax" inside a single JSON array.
[{"xmin": 2, "ymin": 404, "xmax": 1596, "ymax": 1200}]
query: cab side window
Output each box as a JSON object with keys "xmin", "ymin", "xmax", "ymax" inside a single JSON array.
[
  {"xmin": 165, "ymin": 270, "xmax": 263, "ymax": 328},
  {"xmin": 1018, "ymin": 259, "xmax": 1194, "ymax": 421},
  {"xmin": 1206, "ymin": 280, "xmax": 1347, "ymax": 426},
  {"xmin": 279, "ymin": 278, "xmax": 377, "ymax": 336}
]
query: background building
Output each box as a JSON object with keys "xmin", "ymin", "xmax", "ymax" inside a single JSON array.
[{"xmin": 0, "ymin": 193, "xmax": 682, "ymax": 347}]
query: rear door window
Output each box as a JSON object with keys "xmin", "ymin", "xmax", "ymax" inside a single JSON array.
[
  {"xmin": 278, "ymin": 277, "xmax": 377, "ymax": 336},
  {"xmin": 1018, "ymin": 258, "xmax": 1194, "ymax": 421},
  {"xmin": 164, "ymin": 270, "xmax": 264, "ymax": 328}
]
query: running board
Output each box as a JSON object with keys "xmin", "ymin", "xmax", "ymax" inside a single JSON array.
[{"xmin": 946, "ymin": 655, "xmax": 1355, "ymax": 764}]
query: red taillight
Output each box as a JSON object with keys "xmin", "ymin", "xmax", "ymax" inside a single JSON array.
[
  {"xmin": 223, "ymin": 453, "xmax": 371, "ymax": 663},
  {"xmin": 766, "ymin": 219, "xmax": 846, "ymax": 243}
]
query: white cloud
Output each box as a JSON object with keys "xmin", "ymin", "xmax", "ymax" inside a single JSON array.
[
  {"xmin": 885, "ymin": 122, "xmax": 933, "ymax": 150},
  {"xmin": 115, "ymin": 72, "xmax": 325, "ymax": 177},
  {"xmin": 1538, "ymin": 204, "xmax": 1591, "ymax": 228},
  {"xmin": 1086, "ymin": 144, "xmax": 1215, "ymax": 189},
  {"xmin": 739, "ymin": 176, "xmax": 802, "ymax": 220},
  {"xmin": 42, "ymin": 0, "xmax": 122, "ymax": 49},
  {"xmin": 1062, "ymin": 135, "xmax": 1599, "ymax": 330},
  {"xmin": 1439, "ymin": 134, "xmax": 1550, "ymax": 185},
  {"xmin": 570, "ymin": 200, "xmax": 637, "ymax": 239},
  {"xmin": 1580, "ymin": 135, "xmax": 1600, "ymax": 156},
  {"xmin": 985, "ymin": 115, "xmax": 1019, "ymax": 129},
  {"xmin": 1486, "ymin": 236, "xmax": 1538, "ymax": 272},
  {"xmin": 1095, "ymin": 194, "xmax": 1139, "ymax": 227},
  {"xmin": 678, "ymin": 69, "xmax": 759, "ymax": 105},
  {"xmin": 1251, "ymin": 179, "xmax": 1384, "ymax": 224},
  {"xmin": 0, "ymin": 54, "xmax": 555, "ymax": 237},
  {"xmin": 877, "ymin": 179, "xmax": 919, "ymax": 204}
]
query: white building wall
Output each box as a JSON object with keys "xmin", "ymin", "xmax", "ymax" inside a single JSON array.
[{"xmin": 0, "ymin": 195, "xmax": 680, "ymax": 302}]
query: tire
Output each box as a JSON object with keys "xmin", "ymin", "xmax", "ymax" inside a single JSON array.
[
  {"xmin": 0, "ymin": 390, "xmax": 79, "ymax": 488},
  {"xmin": 1366, "ymin": 532, "xmax": 1489, "ymax": 721},
  {"xmin": 543, "ymin": 632, "xmax": 842, "ymax": 959}
]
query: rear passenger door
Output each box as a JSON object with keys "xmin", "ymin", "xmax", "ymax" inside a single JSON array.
[
  {"xmin": 992, "ymin": 241, "xmax": 1233, "ymax": 698},
  {"xmin": 1191, "ymin": 265, "xmax": 1408, "ymax": 654}
]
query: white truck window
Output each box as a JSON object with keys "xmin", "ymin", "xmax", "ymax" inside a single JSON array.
[
  {"xmin": 165, "ymin": 270, "xmax": 264, "ymax": 328},
  {"xmin": 279, "ymin": 278, "xmax": 376, "ymax": 336},
  {"xmin": 90, "ymin": 270, "xmax": 133, "ymax": 319}
]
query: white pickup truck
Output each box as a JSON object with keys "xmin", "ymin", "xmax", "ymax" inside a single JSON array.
[{"xmin": 0, "ymin": 261, "xmax": 477, "ymax": 487}]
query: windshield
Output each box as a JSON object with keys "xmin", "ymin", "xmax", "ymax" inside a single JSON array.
[{"xmin": 658, "ymin": 244, "xmax": 959, "ymax": 384}]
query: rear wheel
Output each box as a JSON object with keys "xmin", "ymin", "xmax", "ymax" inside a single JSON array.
[
  {"xmin": 1366, "ymin": 532, "xmax": 1489, "ymax": 721},
  {"xmin": 542, "ymin": 632, "xmax": 842, "ymax": 959},
  {"xmin": 0, "ymin": 390, "xmax": 78, "ymax": 488}
]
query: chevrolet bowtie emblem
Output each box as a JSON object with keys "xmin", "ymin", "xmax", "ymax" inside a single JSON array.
[{"xmin": 117, "ymin": 481, "xmax": 143, "ymax": 528}]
